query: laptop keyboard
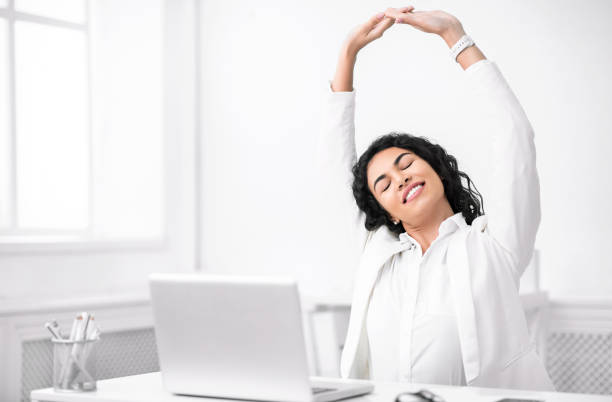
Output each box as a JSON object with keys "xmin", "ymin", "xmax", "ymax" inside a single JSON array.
[{"xmin": 311, "ymin": 387, "xmax": 336, "ymax": 394}]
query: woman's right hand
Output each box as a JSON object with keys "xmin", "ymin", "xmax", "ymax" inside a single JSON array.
[
  {"xmin": 341, "ymin": 9, "xmax": 410, "ymax": 56},
  {"xmin": 332, "ymin": 8, "xmax": 413, "ymax": 92}
]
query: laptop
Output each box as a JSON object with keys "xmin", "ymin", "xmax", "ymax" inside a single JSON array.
[{"xmin": 149, "ymin": 273, "xmax": 374, "ymax": 402}]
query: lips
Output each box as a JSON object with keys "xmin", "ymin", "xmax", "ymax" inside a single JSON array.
[{"xmin": 402, "ymin": 182, "xmax": 425, "ymax": 204}]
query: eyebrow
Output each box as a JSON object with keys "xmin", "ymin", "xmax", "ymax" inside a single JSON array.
[{"xmin": 373, "ymin": 152, "xmax": 411, "ymax": 191}]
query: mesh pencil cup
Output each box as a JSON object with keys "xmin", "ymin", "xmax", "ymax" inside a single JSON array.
[{"xmin": 52, "ymin": 336, "xmax": 99, "ymax": 392}]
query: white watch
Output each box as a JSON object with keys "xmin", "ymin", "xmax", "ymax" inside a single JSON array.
[{"xmin": 450, "ymin": 34, "xmax": 475, "ymax": 62}]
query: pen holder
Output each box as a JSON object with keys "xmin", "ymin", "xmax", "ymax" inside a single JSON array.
[{"xmin": 52, "ymin": 337, "xmax": 99, "ymax": 392}]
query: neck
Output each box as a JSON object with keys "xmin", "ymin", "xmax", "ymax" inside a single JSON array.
[{"xmin": 402, "ymin": 200, "xmax": 454, "ymax": 254}]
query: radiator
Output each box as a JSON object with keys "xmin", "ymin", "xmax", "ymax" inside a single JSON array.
[
  {"xmin": 546, "ymin": 299, "xmax": 612, "ymax": 395},
  {"xmin": 547, "ymin": 331, "xmax": 612, "ymax": 394}
]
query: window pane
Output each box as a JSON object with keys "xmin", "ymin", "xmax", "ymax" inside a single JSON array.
[
  {"xmin": 15, "ymin": 0, "xmax": 86, "ymax": 24},
  {"xmin": 90, "ymin": 0, "xmax": 163, "ymax": 238},
  {"xmin": 0, "ymin": 19, "xmax": 9, "ymax": 228},
  {"xmin": 15, "ymin": 21, "xmax": 89, "ymax": 229}
]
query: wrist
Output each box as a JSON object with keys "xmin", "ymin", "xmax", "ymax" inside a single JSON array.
[
  {"xmin": 340, "ymin": 43, "xmax": 359, "ymax": 62},
  {"xmin": 441, "ymin": 25, "xmax": 466, "ymax": 48}
]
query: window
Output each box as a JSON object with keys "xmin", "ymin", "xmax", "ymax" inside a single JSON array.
[{"xmin": 0, "ymin": 0, "xmax": 164, "ymax": 245}]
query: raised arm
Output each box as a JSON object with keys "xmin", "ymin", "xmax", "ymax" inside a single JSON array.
[
  {"xmin": 316, "ymin": 11, "xmax": 399, "ymax": 258},
  {"xmin": 331, "ymin": 10, "xmax": 403, "ymax": 91},
  {"xmin": 463, "ymin": 60, "xmax": 541, "ymax": 279}
]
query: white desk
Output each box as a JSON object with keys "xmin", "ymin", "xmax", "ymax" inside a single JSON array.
[{"xmin": 31, "ymin": 372, "xmax": 612, "ymax": 402}]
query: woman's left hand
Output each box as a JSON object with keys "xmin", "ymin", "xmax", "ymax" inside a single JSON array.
[
  {"xmin": 384, "ymin": 7, "xmax": 465, "ymax": 42},
  {"xmin": 384, "ymin": 6, "xmax": 486, "ymax": 70}
]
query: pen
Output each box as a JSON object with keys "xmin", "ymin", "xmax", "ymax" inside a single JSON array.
[
  {"xmin": 80, "ymin": 315, "xmax": 98, "ymax": 377},
  {"xmin": 68, "ymin": 315, "xmax": 81, "ymax": 341},
  {"xmin": 76, "ymin": 313, "xmax": 91, "ymax": 341},
  {"xmin": 85, "ymin": 316, "xmax": 97, "ymax": 340},
  {"xmin": 44, "ymin": 322, "xmax": 62, "ymax": 340},
  {"xmin": 51, "ymin": 320, "xmax": 65, "ymax": 339},
  {"xmin": 61, "ymin": 314, "xmax": 83, "ymax": 388}
]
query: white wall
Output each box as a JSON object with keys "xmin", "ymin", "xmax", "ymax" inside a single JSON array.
[
  {"xmin": 0, "ymin": 0, "xmax": 197, "ymax": 301},
  {"xmin": 199, "ymin": 0, "xmax": 612, "ymax": 300}
]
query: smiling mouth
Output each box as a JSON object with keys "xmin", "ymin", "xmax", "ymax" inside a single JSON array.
[{"xmin": 403, "ymin": 182, "xmax": 425, "ymax": 204}]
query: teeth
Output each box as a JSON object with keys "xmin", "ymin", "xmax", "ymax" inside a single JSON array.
[{"xmin": 406, "ymin": 184, "xmax": 423, "ymax": 201}]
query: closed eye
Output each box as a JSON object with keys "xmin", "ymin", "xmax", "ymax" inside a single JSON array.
[{"xmin": 402, "ymin": 161, "xmax": 414, "ymax": 170}]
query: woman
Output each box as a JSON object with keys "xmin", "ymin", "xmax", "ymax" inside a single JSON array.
[{"xmin": 318, "ymin": 6, "xmax": 555, "ymax": 391}]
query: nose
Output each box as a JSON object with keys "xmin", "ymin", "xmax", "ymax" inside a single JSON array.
[{"xmin": 397, "ymin": 175, "xmax": 410, "ymax": 190}]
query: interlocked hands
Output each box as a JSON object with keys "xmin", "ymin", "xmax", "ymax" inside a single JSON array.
[{"xmin": 342, "ymin": 6, "xmax": 465, "ymax": 55}]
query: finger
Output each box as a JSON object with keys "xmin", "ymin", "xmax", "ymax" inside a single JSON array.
[
  {"xmin": 395, "ymin": 11, "xmax": 419, "ymax": 24},
  {"xmin": 365, "ymin": 11, "xmax": 386, "ymax": 30},
  {"xmin": 367, "ymin": 16, "xmax": 395, "ymax": 40},
  {"xmin": 398, "ymin": 5, "xmax": 415, "ymax": 13},
  {"xmin": 384, "ymin": 6, "xmax": 414, "ymax": 19},
  {"xmin": 384, "ymin": 7, "xmax": 403, "ymax": 19}
]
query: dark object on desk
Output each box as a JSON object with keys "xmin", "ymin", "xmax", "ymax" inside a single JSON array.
[{"xmin": 396, "ymin": 389, "xmax": 445, "ymax": 402}]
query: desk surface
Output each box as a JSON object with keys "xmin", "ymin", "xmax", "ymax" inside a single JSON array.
[{"xmin": 31, "ymin": 372, "xmax": 612, "ymax": 402}]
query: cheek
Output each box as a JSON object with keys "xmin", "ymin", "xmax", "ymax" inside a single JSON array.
[
  {"xmin": 375, "ymin": 192, "xmax": 391, "ymax": 208},
  {"xmin": 374, "ymin": 192, "xmax": 397, "ymax": 214},
  {"xmin": 420, "ymin": 167, "xmax": 444, "ymax": 196},
  {"xmin": 430, "ymin": 176, "xmax": 445, "ymax": 196}
]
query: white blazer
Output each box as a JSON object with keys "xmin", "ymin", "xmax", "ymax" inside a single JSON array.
[{"xmin": 317, "ymin": 59, "xmax": 555, "ymax": 391}]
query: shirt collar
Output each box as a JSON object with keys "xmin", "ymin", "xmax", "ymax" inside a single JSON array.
[{"xmin": 398, "ymin": 212, "xmax": 467, "ymax": 245}]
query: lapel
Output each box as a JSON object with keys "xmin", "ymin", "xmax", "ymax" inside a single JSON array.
[{"xmin": 340, "ymin": 226, "xmax": 412, "ymax": 377}]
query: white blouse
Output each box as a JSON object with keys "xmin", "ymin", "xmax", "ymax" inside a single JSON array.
[{"xmin": 366, "ymin": 212, "xmax": 466, "ymax": 385}]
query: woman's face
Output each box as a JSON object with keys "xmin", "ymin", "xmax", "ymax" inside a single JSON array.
[{"xmin": 366, "ymin": 147, "xmax": 447, "ymax": 226}]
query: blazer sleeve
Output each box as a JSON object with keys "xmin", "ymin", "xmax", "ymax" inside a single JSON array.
[
  {"xmin": 465, "ymin": 60, "xmax": 541, "ymax": 278},
  {"xmin": 315, "ymin": 83, "xmax": 370, "ymax": 257}
]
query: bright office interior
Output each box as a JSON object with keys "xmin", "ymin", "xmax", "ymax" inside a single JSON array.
[{"xmin": 1, "ymin": 0, "xmax": 612, "ymax": 401}]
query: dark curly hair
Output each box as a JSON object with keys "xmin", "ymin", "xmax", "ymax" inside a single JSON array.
[{"xmin": 351, "ymin": 132, "xmax": 484, "ymax": 235}]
